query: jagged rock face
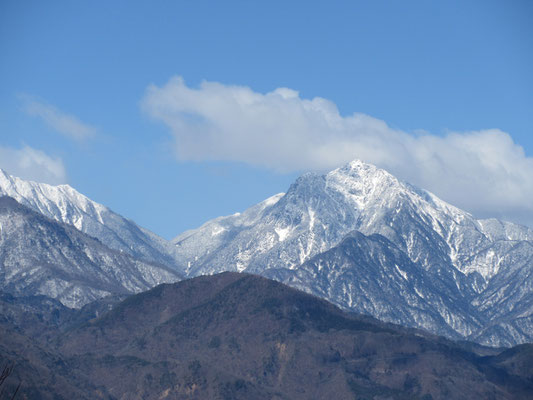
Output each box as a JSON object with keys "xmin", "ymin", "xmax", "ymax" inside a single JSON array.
[
  {"xmin": 173, "ymin": 160, "xmax": 533, "ymax": 346},
  {"xmin": 0, "ymin": 169, "xmax": 182, "ymax": 270},
  {"xmin": 0, "ymin": 196, "xmax": 181, "ymax": 308}
]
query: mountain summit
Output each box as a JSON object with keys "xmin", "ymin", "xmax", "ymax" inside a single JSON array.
[
  {"xmin": 0, "ymin": 168, "xmax": 182, "ymax": 270},
  {"xmin": 173, "ymin": 160, "xmax": 533, "ymax": 346}
]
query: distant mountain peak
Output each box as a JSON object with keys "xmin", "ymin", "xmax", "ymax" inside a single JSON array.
[
  {"xmin": 0, "ymin": 168, "xmax": 183, "ymax": 271},
  {"xmin": 334, "ymin": 158, "xmax": 395, "ymax": 181},
  {"xmin": 172, "ymin": 159, "xmax": 533, "ymax": 346}
]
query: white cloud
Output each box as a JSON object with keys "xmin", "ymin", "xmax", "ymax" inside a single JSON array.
[
  {"xmin": 0, "ymin": 145, "xmax": 67, "ymax": 185},
  {"xmin": 142, "ymin": 76, "xmax": 533, "ymax": 227},
  {"xmin": 21, "ymin": 95, "xmax": 96, "ymax": 141}
]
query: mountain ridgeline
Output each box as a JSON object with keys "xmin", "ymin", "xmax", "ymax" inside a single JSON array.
[
  {"xmin": 0, "ymin": 196, "xmax": 181, "ymax": 308},
  {"xmin": 0, "ymin": 168, "xmax": 182, "ymax": 269},
  {"xmin": 1, "ymin": 161, "xmax": 532, "ymax": 347}
]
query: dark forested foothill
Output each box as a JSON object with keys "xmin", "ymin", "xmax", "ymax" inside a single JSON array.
[{"xmin": 1, "ymin": 272, "xmax": 532, "ymax": 399}]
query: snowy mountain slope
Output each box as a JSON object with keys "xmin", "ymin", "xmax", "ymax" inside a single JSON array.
[
  {"xmin": 174, "ymin": 160, "xmax": 532, "ymax": 279},
  {"xmin": 264, "ymin": 231, "xmax": 533, "ymax": 346},
  {"xmin": 172, "ymin": 160, "xmax": 533, "ymax": 346},
  {"xmin": 263, "ymin": 231, "xmax": 484, "ymax": 340},
  {"xmin": 0, "ymin": 169, "xmax": 182, "ymax": 270},
  {"xmin": 173, "ymin": 192, "xmax": 285, "ymax": 271},
  {"xmin": 173, "ymin": 169, "xmax": 368, "ymax": 276},
  {"xmin": 0, "ymin": 196, "xmax": 181, "ymax": 308}
]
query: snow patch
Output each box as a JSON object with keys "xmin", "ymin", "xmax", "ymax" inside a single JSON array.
[
  {"xmin": 211, "ymin": 226, "xmax": 226, "ymax": 236},
  {"xmin": 275, "ymin": 226, "xmax": 291, "ymax": 242},
  {"xmin": 263, "ymin": 193, "xmax": 284, "ymax": 207}
]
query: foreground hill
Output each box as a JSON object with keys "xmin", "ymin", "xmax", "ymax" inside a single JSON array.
[
  {"xmin": 173, "ymin": 160, "xmax": 533, "ymax": 346},
  {"xmin": 2, "ymin": 273, "xmax": 531, "ymax": 399}
]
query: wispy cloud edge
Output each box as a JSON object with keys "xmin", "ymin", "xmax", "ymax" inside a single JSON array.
[
  {"xmin": 20, "ymin": 94, "xmax": 97, "ymax": 141},
  {"xmin": 0, "ymin": 145, "xmax": 67, "ymax": 185}
]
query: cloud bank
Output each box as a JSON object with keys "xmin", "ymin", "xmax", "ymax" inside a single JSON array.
[
  {"xmin": 0, "ymin": 146, "xmax": 67, "ymax": 185},
  {"xmin": 142, "ymin": 77, "xmax": 533, "ymax": 226},
  {"xmin": 21, "ymin": 95, "xmax": 96, "ymax": 141}
]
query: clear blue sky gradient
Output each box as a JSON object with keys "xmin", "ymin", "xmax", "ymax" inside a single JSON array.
[{"xmin": 1, "ymin": 0, "xmax": 532, "ymax": 238}]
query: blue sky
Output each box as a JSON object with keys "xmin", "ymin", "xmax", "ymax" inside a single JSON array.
[{"xmin": 1, "ymin": 0, "xmax": 532, "ymax": 238}]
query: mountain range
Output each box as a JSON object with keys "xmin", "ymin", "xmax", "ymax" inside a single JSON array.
[{"xmin": 1, "ymin": 161, "xmax": 532, "ymax": 346}]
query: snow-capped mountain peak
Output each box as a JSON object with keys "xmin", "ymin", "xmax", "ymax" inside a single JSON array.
[
  {"xmin": 171, "ymin": 159, "xmax": 533, "ymax": 346},
  {"xmin": 0, "ymin": 168, "xmax": 182, "ymax": 270},
  {"xmin": 0, "ymin": 168, "xmax": 107, "ymax": 229}
]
